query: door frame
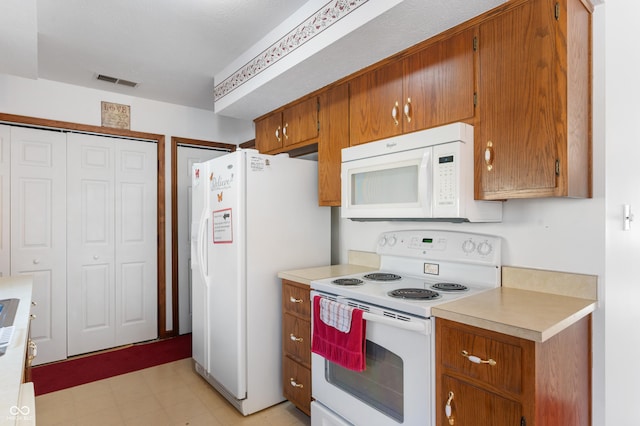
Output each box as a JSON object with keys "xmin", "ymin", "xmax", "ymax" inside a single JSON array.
[
  {"xmin": 0, "ymin": 112, "xmax": 172, "ymax": 337},
  {"xmin": 170, "ymin": 137, "xmax": 237, "ymax": 335}
]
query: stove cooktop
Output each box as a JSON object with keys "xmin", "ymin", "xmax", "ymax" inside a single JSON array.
[
  {"xmin": 311, "ymin": 230, "xmax": 502, "ymax": 318},
  {"xmin": 312, "ymin": 270, "xmax": 495, "ymax": 318}
]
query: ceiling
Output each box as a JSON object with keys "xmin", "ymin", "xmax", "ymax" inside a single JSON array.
[{"xmin": 1, "ymin": 0, "xmax": 506, "ymax": 121}]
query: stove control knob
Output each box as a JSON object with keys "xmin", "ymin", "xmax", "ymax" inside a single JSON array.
[
  {"xmin": 477, "ymin": 241, "xmax": 493, "ymax": 256},
  {"xmin": 462, "ymin": 239, "xmax": 476, "ymax": 254},
  {"xmin": 378, "ymin": 236, "xmax": 387, "ymax": 247},
  {"xmin": 387, "ymin": 236, "xmax": 397, "ymax": 246}
]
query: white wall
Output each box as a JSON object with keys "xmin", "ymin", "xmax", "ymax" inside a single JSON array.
[
  {"xmin": 0, "ymin": 74, "xmax": 255, "ymax": 331},
  {"xmin": 604, "ymin": 0, "xmax": 640, "ymax": 424}
]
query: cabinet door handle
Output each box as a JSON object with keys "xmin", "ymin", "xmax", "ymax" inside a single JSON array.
[
  {"xmin": 461, "ymin": 350, "xmax": 497, "ymax": 366},
  {"xmin": 289, "ymin": 378, "xmax": 304, "ymax": 388},
  {"xmin": 283, "ymin": 123, "xmax": 289, "ymax": 140},
  {"xmin": 290, "ymin": 333, "xmax": 303, "ymax": 342},
  {"xmin": 275, "ymin": 126, "xmax": 282, "ymax": 142},
  {"xmin": 484, "ymin": 141, "xmax": 494, "ymax": 171},
  {"xmin": 289, "ymin": 296, "xmax": 303, "ymax": 304},
  {"xmin": 445, "ymin": 391, "xmax": 455, "ymax": 425},
  {"xmin": 403, "ymin": 97, "xmax": 412, "ymax": 123},
  {"xmin": 391, "ymin": 101, "xmax": 400, "ymax": 126}
]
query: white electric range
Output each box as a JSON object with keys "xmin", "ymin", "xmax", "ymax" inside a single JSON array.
[{"xmin": 310, "ymin": 229, "xmax": 502, "ymax": 426}]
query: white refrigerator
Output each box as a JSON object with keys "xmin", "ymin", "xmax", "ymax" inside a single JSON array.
[{"xmin": 190, "ymin": 149, "xmax": 330, "ymax": 415}]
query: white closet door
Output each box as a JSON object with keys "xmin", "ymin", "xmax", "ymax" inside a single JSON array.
[
  {"xmin": 0, "ymin": 125, "xmax": 10, "ymax": 277},
  {"xmin": 176, "ymin": 146, "xmax": 227, "ymax": 335},
  {"xmin": 67, "ymin": 134, "xmax": 157, "ymax": 354},
  {"xmin": 114, "ymin": 138, "xmax": 157, "ymax": 346},
  {"xmin": 66, "ymin": 134, "xmax": 116, "ymax": 356},
  {"xmin": 10, "ymin": 127, "xmax": 67, "ymax": 365}
]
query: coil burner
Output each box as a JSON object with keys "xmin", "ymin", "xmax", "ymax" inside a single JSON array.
[
  {"xmin": 431, "ymin": 283, "xmax": 468, "ymax": 292},
  {"xmin": 332, "ymin": 278, "xmax": 364, "ymax": 286},
  {"xmin": 387, "ymin": 288, "xmax": 441, "ymax": 300},
  {"xmin": 364, "ymin": 273, "xmax": 402, "ymax": 281}
]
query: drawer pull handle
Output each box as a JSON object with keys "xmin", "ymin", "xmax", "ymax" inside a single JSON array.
[
  {"xmin": 461, "ymin": 350, "xmax": 496, "ymax": 366},
  {"xmin": 289, "ymin": 333, "xmax": 303, "ymax": 342},
  {"xmin": 445, "ymin": 391, "xmax": 455, "ymax": 425},
  {"xmin": 289, "ymin": 296, "xmax": 304, "ymax": 304},
  {"xmin": 289, "ymin": 378, "xmax": 304, "ymax": 388}
]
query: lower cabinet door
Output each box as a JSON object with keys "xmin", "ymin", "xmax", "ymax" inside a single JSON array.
[
  {"xmin": 440, "ymin": 375, "xmax": 522, "ymax": 426},
  {"xmin": 283, "ymin": 356, "xmax": 311, "ymax": 415}
]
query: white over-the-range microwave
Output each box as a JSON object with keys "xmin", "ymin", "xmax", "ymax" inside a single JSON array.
[{"xmin": 341, "ymin": 122, "xmax": 502, "ymax": 222}]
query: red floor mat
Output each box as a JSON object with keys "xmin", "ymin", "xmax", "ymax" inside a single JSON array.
[{"xmin": 31, "ymin": 333, "xmax": 192, "ymax": 395}]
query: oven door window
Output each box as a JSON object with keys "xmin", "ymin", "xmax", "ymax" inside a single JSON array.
[{"xmin": 325, "ymin": 340, "xmax": 403, "ymax": 423}]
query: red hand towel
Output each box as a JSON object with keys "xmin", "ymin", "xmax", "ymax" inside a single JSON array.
[{"xmin": 311, "ymin": 295, "xmax": 366, "ymax": 371}]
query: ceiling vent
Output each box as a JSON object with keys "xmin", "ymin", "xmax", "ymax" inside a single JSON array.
[{"xmin": 96, "ymin": 74, "xmax": 138, "ymax": 88}]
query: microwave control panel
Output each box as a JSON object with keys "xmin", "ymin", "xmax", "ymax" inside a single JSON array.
[{"xmin": 432, "ymin": 142, "xmax": 461, "ymax": 213}]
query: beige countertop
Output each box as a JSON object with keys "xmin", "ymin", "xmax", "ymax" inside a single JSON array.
[
  {"xmin": 278, "ymin": 264, "xmax": 376, "ymax": 286},
  {"xmin": 0, "ymin": 275, "xmax": 35, "ymax": 425},
  {"xmin": 432, "ymin": 266, "xmax": 598, "ymax": 343},
  {"xmin": 277, "ymin": 250, "xmax": 379, "ymax": 286},
  {"xmin": 432, "ymin": 287, "xmax": 596, "ymax": 342}
]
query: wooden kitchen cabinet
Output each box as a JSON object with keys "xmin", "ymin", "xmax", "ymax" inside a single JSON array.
[
  {"xmin": 435, "ymin": 316, "xmax": 591, "ymax": 426},
  {"xmin": 281, "ymin": 279, "xmax": 312, "ymax": 415},
  {"xmin": 475, "ymin": 0, "xmax": 592, "ymax": 199},
  {"xmin": 318, "ymin": 83, "xmax": 349, "ymax": 206},
  {"xmin": 349, "ymin": 28, "xmax": 476, "ymax": 146},
  {"xmin": 255, "ymin": 97, "xmax": 319, "ymax": 154}
]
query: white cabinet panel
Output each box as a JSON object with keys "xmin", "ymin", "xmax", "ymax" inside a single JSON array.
[{"xmin": 10, "ymin": 127, "xmax": 67, "ymax": 365}]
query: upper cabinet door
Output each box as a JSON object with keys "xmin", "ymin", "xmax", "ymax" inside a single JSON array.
[
  {"xmin": 477, "ymin": 0, "xmax": 558, "ymax": 198},
  {"xmin": 282, "ymin": 97, "xmax": 318, "ymax": 148},
  {"xmin": 255, "ymin": 97, "xmax": 319, "ymax": 153},
  {"xmin": 349, "ymin": 28, "xmax": 475, "ymax": 146},
  {"xmin": 349, "ymin": 60, "xmax": 404, "ymax": 146},
  {"xmin": 403, "ymin": 28, "xmax": 476, "ymax": 133},
  {"xmin": 255, "ymin": 113, "xmax": 285, "ymax": 153},
  {"xmin": 476, "ymin": 0, "xmax": 591, "ymax": 199}
]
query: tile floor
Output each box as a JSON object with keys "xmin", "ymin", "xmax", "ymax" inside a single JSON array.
[{"xmin": 35, "ymin": 358, "xmax": 311, "ymax": 426}]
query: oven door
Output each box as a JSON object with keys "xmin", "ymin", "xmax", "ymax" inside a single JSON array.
[{"xmin": 311, "ymin": 296, "xmax": 434, "ymax": 426}]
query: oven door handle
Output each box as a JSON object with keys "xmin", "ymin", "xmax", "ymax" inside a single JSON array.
[{"xmin": 361, "ymin": 312, "xmax": 429, "ymax": 334}]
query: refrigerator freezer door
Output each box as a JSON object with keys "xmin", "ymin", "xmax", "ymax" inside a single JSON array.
[{"xmin": 207, "ymin": 151, "xmax": 247, "ymax": 399}]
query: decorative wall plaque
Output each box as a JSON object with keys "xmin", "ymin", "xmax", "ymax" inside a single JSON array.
[{"xmin": 101, "ymin": 101, "xmax": 130, "ymax": 129}]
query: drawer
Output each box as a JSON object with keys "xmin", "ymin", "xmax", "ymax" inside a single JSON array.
[
  {"xmin": 283, "ymin": 356, "xmax": 311, "ymax": 415},
  {"xmin": 438, "ymin": 321, "xmax": 524, "ymax": 395},
  {"xmin": 283, "ymin": 312, "xmax": 311, "ymax": 366},
  {"xmin": 282, "ymin": 280, "xmax": 311, "ymax": 317}
]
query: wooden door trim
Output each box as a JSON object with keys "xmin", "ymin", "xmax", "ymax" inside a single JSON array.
[
  {"xmin": 170, "ymin": 137, "xmax": 236, "ymax": 336},
  {"xmin": 0, "ymin": 112, "xmax": 170, "ymax": 338}
]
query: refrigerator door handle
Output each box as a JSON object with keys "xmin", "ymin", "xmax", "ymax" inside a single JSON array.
[{"xmin": 197, "ymin": 210, "xmax": 209, "ymax": 281}]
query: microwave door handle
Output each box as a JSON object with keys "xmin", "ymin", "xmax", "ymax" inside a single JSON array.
[{"xmin": 361, "ymin": 312, "xmax": 428, "ymax": 334}]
